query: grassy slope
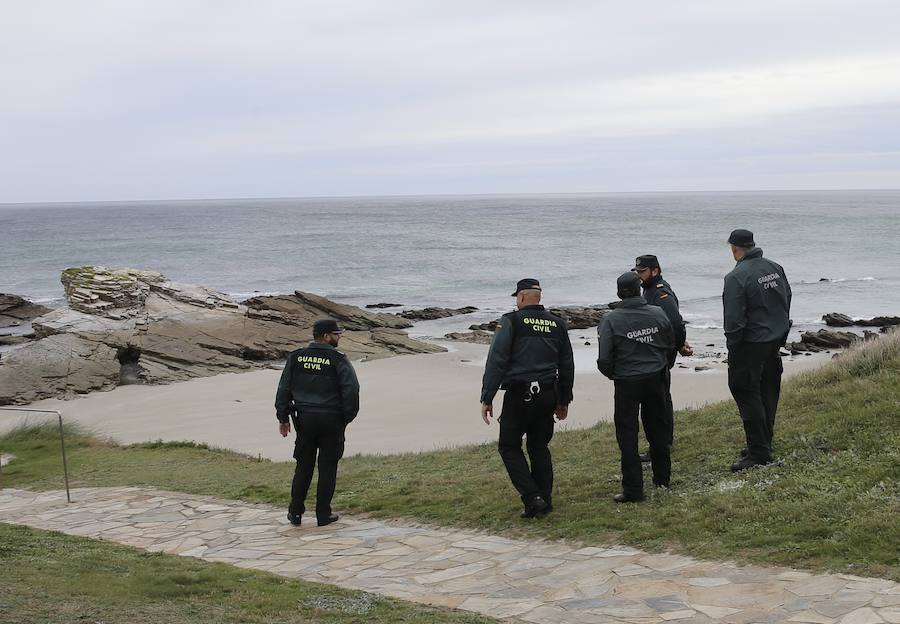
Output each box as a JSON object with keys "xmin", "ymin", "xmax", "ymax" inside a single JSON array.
[
  {"xmin": 0, "ymin": 523, "xmax": 494, "ymax": 624},
  {"xmin": 2, "ymin": 334, "xmax": 898, "ymax": 580}
]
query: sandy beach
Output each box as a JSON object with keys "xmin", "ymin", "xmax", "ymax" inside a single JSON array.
[{"xmin": 4, "ymin": 337, "xmax": 831, "ymax": 459}]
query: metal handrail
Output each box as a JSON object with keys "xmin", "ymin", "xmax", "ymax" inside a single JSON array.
[{"xmin": 0, "ymin": 407, "xmax": 71, "ymax": 503}]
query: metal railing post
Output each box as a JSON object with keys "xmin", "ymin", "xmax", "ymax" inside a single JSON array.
[{"xmin": 0, "ymin": 407, "xmax": 72, "ymax": 503}]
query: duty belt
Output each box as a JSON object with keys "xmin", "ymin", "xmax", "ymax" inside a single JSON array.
[{"xmin": 504, "ymin": 380, "xmax": 555, "ymax": 402}]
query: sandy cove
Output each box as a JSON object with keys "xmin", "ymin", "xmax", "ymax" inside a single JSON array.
[{"xmin": 4, "ymin": 338, "xmax": 830, "ymax": 459}]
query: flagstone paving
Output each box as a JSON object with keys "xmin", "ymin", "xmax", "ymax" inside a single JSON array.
[{"xmin": 1, "ymin": 487, "xmax": 898, "ymax": 623}]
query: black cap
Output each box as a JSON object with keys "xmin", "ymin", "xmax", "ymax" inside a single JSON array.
[
  {"xmin": 511, "ymin": 278, "xmax": 542, "ymax": 296},
  {"xmin": 728, "ymin": 229, "xmax": 755, "ymax": 247},
  {"xmin": 633, "ymin": 254, "xmax": 660, "ymax": 271},
  {"xmin": 312, "ymin": 319, "xmax": 343, "ymax": 335},
  {"xmin": 616, "ymin": 271, "xmax": 642, "ymax": 296}
]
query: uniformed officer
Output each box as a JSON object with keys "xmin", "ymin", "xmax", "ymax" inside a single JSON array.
[
  {"xmin": 275, "ymin": 318, "xmax": 360, "ymax": 526},
  {"xmin": 597, "ymin": 272, "xmax": 675, "ymax": 502},
  {"xmin": 723, "ymin": 229, "xmax": 792, "ymax": 472},
  {"xmin": 480, "ymin": 278, "xmax": 575, "ymax": 519},
  {"xmin": 633, "ymin": 255, "xmax": 693, "ymax": 458}
]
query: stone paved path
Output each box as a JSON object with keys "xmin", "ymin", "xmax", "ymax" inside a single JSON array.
[{"xmin": 1, "ymin": 487, "xmax": 898, "ymax": 624}]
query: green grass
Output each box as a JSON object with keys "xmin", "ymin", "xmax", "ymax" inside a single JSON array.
[
  {"xmin": 0, "ymin": 523, "xmax": 494, "ymax": 624},
  {"xmin": 2, "ymin": 334, "xmax": 899, "ymax": 580}
]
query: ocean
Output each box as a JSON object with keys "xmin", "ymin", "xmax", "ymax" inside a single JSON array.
[{"xmin": 2, "ymin": 190, "xmax": 898, "ymax": 343}]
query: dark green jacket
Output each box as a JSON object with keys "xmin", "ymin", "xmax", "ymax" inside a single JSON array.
[
  {"xmin": 480, "ymin": 305, "xmax": 575, "ymax": 405},
  {"xmin": 275, "ymin": 342, "xmax": 360, "ymax": 424},
  {"xmin": 597, "ymin": 297, "xmax": 674, "ymax": 380},
  {"xmin": 723, "ymin": 248, "xmax": 792, "ymax": 348},
  {"xmin": 642, "ymin": 274, "xmax": 686, "ymax": 351}
]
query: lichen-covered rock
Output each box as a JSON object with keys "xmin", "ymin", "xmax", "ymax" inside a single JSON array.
[{"xmin": 61, "ymin": 267, "xmax": 165, "ymax": 318}]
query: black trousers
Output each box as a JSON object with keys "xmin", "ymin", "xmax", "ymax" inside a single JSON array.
[
  {"xmin": 614, "ymin": 372, "xmax": 670, "ymax": 497},
  {"xmin": 727, "ymin": 340, "xmax": 783, "ymax": 462},
  {"xmin": 643, "ymin": 365, "xmax": 674, "ymax": 447},
  {"xmin": 289, "ymin": 412, "xmax": 345, "ymax": 520},
  {"xmin": 498, "ymin": 385, "xmax": 557, "ymax": 505}
]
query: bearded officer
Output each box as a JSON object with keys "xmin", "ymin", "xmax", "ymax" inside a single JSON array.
[
  {"xmin": 275, "ymin": 319, "xmax": 360, "ymax": 526},
  {"xmin": 723, "ymin": 229, "xmax": 792, "ymax": 472},
  {"xmin": 633, "ymin": 254, "xmax": 693, "ymax": 458},
  {"xmin": 597, "ymin": 272, "xmax": 675, "ymax": 502},
  {"xmin": 481, "ymin": 278, "xmax": 575, "ymax": 519}
]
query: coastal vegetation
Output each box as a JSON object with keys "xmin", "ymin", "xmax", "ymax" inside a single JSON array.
[
  {"xmin": 0, "ymin": 523, "xmax": 494, "ymax": 624},
  {"xmin": 2, "ymin": 332, "xmax": 898, "ymax": 580}
]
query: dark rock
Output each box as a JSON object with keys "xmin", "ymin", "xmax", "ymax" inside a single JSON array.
[
  {"xmin": 399, "ymin": 306, "xmax": 478, "ymax": 321},
  {"xmin": 0, "ymin": 293, "xmax": 51, "ymax": 328},
  {"xmin": 548, "ymin": 305, "xmax": 609, "ymax": 330},
  {"xmin": 819, "ymin": 278, "xmax": 829, "ymax": 282},
  {"xmin": 799, "ymin": 329, "xmax": 859, "ymax": 348},
  {"xmin": 584, "ymin": 341, "xmax": 591, "ymax": 346},
  {"xmin": 822, "ymin": 313, "xmax": 855, "ymax": 327},
  {"xmin": 365, "ymin": 302, "xmax": 403, "ymax": 309},
  {"xmin": 822, "ymin": 312, "xmax": 900, "ymax": 328},
  {"xmin": 469, "ymin": 305, "xmax": 609, "ymax": 333},
  {"xmin": 858, "ymin": 316, "xmax": 900, "ymax": 327},
  {"xmin": 694, "ymin": 365, "xmax": 711, "ymax": 371},
  {"xmin": 706, "ymin": 343, "xmax": 715, "ymax": 347},
  {"xmin": 443, "ymin": 330, "xmax": 494, "ymax": 345}
]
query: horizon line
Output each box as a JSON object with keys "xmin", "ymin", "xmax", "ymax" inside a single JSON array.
[{"xmin": 2, "ymin": 186, "xmax": 900, "ymax": 208}]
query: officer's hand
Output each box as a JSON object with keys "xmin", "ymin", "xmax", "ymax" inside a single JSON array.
[
  {"xmin": 279, "ymin": 421, "xmax": 291, "ymax": 437},
  {"xmin": 481, "ymin": 403, "xmax": 493, "ymax": 425},
  {"xmin": 679, "ymin": 342, "xmax": 694, "ymax": 357},
  {"xmin": 554, "ymin": 404, "xmax": 569, "ymax": 421}
]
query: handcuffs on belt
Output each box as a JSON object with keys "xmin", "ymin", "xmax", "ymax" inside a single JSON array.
[{"xmin": 523, "ymin": 380, "xmax": 541, "ymax": 402}]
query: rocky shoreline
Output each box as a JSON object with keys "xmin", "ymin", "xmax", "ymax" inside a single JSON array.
[
  {"xmin": 0, "ymin": 267, "xmax": 443, "ymax": 405},
  {"xmin": 2, "ymin": 268, "xmax": 896, "ymax": 405}
]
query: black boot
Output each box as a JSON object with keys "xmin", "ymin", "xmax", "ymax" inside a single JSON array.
[
  {"xmin": 317, "ymin": 513, "xmax": 339, "ymax": 527},
  {"xmin": 520, "ymin": 495, "xmax": 549, "ymax": 519}
]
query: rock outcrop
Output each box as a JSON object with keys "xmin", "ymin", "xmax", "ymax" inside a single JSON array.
[
  {"xmin": 787, "ymin": 329, "xmax": 861, "ymax": 354},
  {"xmin": 822, "ymin": 313, "xmax": 855, "ymax": 327},
  {"xmin": 443, "ymin": 330, "xmax": 495, "ymax": 345},
  {"xmin": 823, "ymin": 313, "xmax": 900, "ymax": 328},
  {"xmin": 469, "ymin": 320, "xmax": 500, "ymax": 332},
  {"xmin": 548, "ymin": 306, "xmax": 609, "ymax": 330},
  {"xmin": 468, "ymin": 305, "xmax": 609, "ymax": 332},
  {"xmin": 365, "ymin": 302, "xmax": 403, "ymax": 309},
  {"xmin": 0, "ymin": 267, "xmax": 443, "ymax": 405},
  {"xmin": 399, "ymin": 306, "xmax": 478, "ymax": 321},
  {"xmin": 0, "ymin": 293, "xmax": 51, "ymax": 328}
]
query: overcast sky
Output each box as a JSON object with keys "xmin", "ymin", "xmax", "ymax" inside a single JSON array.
[{"xmin": 3, "ymin": 0, "xmax": 900, "ymax": 202}]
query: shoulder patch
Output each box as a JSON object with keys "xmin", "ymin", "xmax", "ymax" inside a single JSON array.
[
  {"xmin": 656, "ymin": 283, "xmax": 664, "ymax": 288},
  {"xmin": 660, "ymin": 293, "xmax": 669, "ymax": 299}
]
